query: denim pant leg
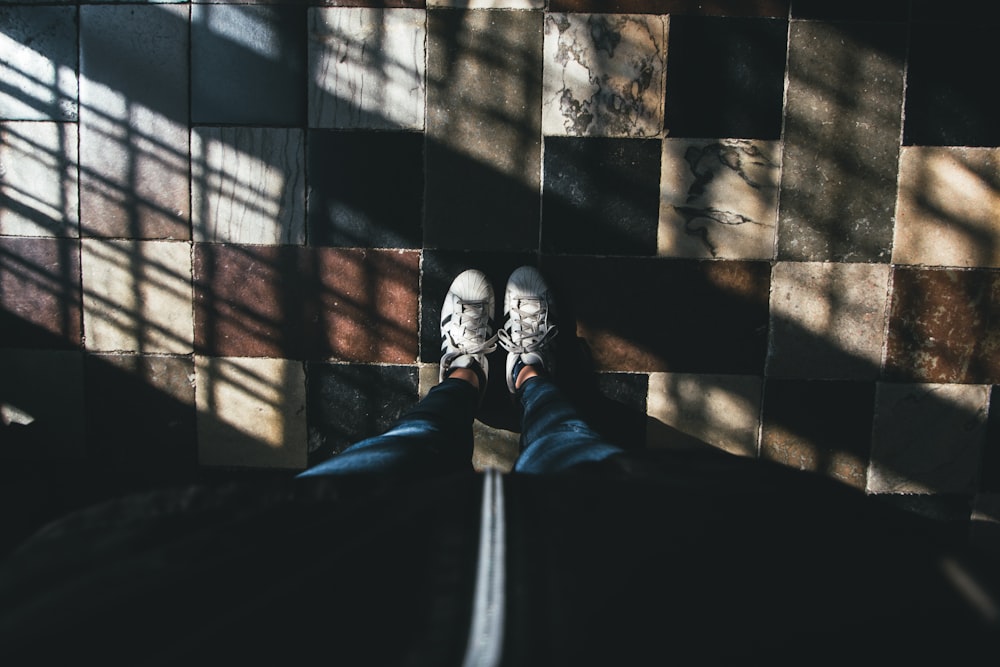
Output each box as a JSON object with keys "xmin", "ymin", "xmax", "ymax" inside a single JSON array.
[
  {"xmin": 298, "ymin": 378, "xmax": 479, "ymax": 478},
  {"xmin": 513, "ymin": 376, "xmax": 624, "ymax": 474}
]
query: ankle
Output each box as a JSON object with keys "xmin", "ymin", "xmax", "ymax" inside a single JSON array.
[
  {"xmin": 446, "ymin": 366, "xmax": 481, "ymax": 390},
  {"xmin": 515, "ymin": 364, "xmax": 541, "ymax": 390}
]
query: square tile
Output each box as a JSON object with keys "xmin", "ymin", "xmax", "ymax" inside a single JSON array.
[
  {"xmin": 982, "ymin": 386, "xmax": 1000, "ymax": 493},
  {"xmin": 0, "ymin": 349, "xmax": 85, "ymax": 461},
  {"xmin": 893, "ymin": 147, "xmax": 1000, "ymax": 268},
  {"xmin": 885, "ymin": 267, "xmax": 1000, "ymax": 384},
  {"xmin": 84, "ymin": 353, "xmax": 197, "ymax": 473},
  {"xmin": 307, "ymin": 362, "xmax": 418, "ymax": 463},
  {"xmin": 542, "ymin": 13, "xmax": 667, "ymax": 138},
  {"xmin": 0, "ymin": 237, "xmax": 81, "ymax": 349},
  {"xmin": 309, "ymin": 7, "xmax": 426, "ymax": 130},
  {"xmin": 425, "ymin": 8, "xmax": 542, "ymax": 251},
  {"xmin": 904, "ymin": 22, "xmax": 1000, "ymax": 147},
  {"xmin": 868, "ymin": 382, "xmax": 988, "ymax": 494},
  {"xmin": 79, "ymin": 4, "xmax": 190, "ymax": 240},
  {"xmin": 0, "ymin": 6, "xmax": 77, "ymax": 121},
  {"xmin": 196, "ymin": 355, "xmax": 307, "ymax": 470},
  {"xmin": 648, "ymin": 372, "xmax": 761, "ymax": 458},
  {"xmin": 767, "ymin": 262, "xmax": 890, "ymax": 380},
  {"xmin": 82, "ymin": 239, "xmax": 193, "ymax": 354},
  {"xmin": 542, "ymin": 256, "xmax": 770, "ymax": 374},
  {"xmin": 307, "ymin": 129, "xmax": 422, "ymax": 248},
  {"xmin": 778, "ymin": 20, "xmax": 906, "ymax": 262},
  {"xmin": 790, "ymin": 0, "xmax": 909, "ymax": 21},
  {"xmin": 663, "ymin": 16, "xmax": 787, "ymax": 140},
  {"xmin": 191, "ymin": 4, "xmax": 307, "ymax": 125},
  {"xmin": 658, "ymin": 139, "xmax": 779, "ymax": 259},
  {"xmin": 761, "ymin": 379, "xmax": 875, "ymax": 490},
  {"xmin": 195, "ymin": 244, "xmax": 419, "ymax": 362},
  {"xmin": 549, "ymin": 0, "xmax": 788, "ymax": 15},
  {"xmin": 0, "ymin": 121, "xmax": 78, "ymax": 237},
  {"xmin": 192, "ymin": 127, "xmax": 306, "ymax": 245},
  {"xmin": 542, "ymin": 137, "xmax": 660, "ymax": 256},
  {"xmin": 419, "ymin": 249, "xmax": 535, "ymax": 363}
]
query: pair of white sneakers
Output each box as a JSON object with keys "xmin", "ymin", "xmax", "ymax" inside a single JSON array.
[{"xmin": 439, "ymin": 266, "xmax": 559, "ymax": 394}]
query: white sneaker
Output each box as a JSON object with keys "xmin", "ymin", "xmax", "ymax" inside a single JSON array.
[
  {"xmin": 439, "ymin": 269, "xmax": 498, "ymax": 385},
  {"xmin": 498, "ymin": 266, "xmax": 559, "ymax": 393}
]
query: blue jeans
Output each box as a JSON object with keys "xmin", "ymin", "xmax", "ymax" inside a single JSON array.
[{"xmin": 298, "ymin": 375, "xmax": 623, "ymax": 478}]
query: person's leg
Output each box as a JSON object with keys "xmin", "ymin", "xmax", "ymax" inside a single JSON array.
[
  {"xmin": 299, "ymin": 270, "xmax": 498, "ymax": 479},
  {"xmin": 498, "ymin": 266, "xmax": 623, "ymax": 474}
]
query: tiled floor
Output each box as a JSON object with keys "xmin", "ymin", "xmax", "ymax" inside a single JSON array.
[{"xmin": 2, "ymin": 1, "xmax": 999, "ymax": 547}]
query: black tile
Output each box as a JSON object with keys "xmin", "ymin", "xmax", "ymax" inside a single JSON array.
[
  {"xmin": 420, "ymin": 249, "xmax": 536, "ymax": 364},
  {"xmin": 542, "ymin": 137, "xmax": 660, "ymax": 256},
  {"xmin": 904, "ymin": 22, "xmax": 1000, "ymax": 147},
  {"xmin": 307, "ymin": 130, "xmax": 423, "ymax": 248},
  {"xmin": 912, "ymin": 1, "xmax": 1000, "ymax": 22},
  {"xmin": 586, "ymin": 373, "xmax": 649, "ymax": 452},
  {"xmin": 306, "ymin": 363, "xmax": 418, "ymax": 463},
  {"xmin": 790, "ymin": 0, "xmax": 909, "ymax": 21},
  {"xmin": 664, "ymin": 16, "xmax": 787, "ymax": 140},
  {"xmin": 191, "ymin": 4, "xmax": 306, "ymax": 125},
  {"xmin": 983, "ymin": 386, "xmax": 1000, "ymax": 492}
]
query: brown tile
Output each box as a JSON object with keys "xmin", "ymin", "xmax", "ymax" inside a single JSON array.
[
  {"xmin": 0, "ymin": 237, "xmax": 81, "ymax": 349},
  {"xmin": 0, "ymin": 349, "xmax": 86, "ymax": 460},
  {"xmin": 195, "ymin": 244, "xmax": 418, "ymax": 362},
  {"xmin": 868, "ymin": 382, "xmax": 988, "ymax": 494},
  {"xmin": 84, "ymin": 353, "xmax": 197, "ymax": 473},
  {"xmin": 543, "ymin": 256, "xmax": 770, "ymax": 374},
  {"xmin": 893, "ymin": 146, "xmax": 1000, "ymax": 268},
  {"xmin": 549, "ymin": 0, "xmax": 789, "ymax": 15},
  {"xmin": 885, "ymin": 267, "xmax": 1000, "ymax": 384},
  {"xmin": 761, "ymin": 379, "xmax": 875, "ymax": 490},
  {"xmin": 195, "ymin": 355, "xmax": 307, "ymax": 470}
]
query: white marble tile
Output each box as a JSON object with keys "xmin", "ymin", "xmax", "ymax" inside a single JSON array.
[
  {"xmin": 659, "ymin": 139, "xmax": 779, "ymax": 259},
  {"xmin": 196, "ymin": 355, "xmax": 308, "ymax": 470},
  {"xmin": 543, "ymin": 13, "xmax": 667, "ymax": 137},
  {"xmin": 767, "ymin": 262, "xmax": 890, "ymax": 380},
  {"xmin": 868, "ymin": 382, "xmax": 988, "ymax": 494},
  {"xmin": 0, "ymin": 6, "xmax": 78, "ymax": 121},
  {"xmin": 647, "ymin": 372, "xmax": 762, "ymax": 457},
  {"xmin": 893, "ymin": 146, "xmax": 1000, "ymax": 268},
  {"xmin": 192, "ymin": 127, "xmax": 305, "ymax": 245},
  {"xmin": 309, "ymin": 7, "xmax": 426, "ymax": 130},
  {"xmin": 0, "ymin": 121, "xmax": 78, "ymax": 237},
  {"xmin": 82, "ymin": 239, "xmax": 193, "ymax": 354}
]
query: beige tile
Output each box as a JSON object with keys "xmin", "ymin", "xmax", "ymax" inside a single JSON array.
[
  {"xmin": 893, "ymin": 146, "xmax": 1000, "ymax": 267},
  {"xmin": 646, "ymin": 372, "xmax": 762, "ymax": 457},
  {"xmin": 82, "ymin": 239, "xmax": 193, "ymax": 353},
  {"xmin": 191, "ymin": 127, "xmax": 305, "ymax": 245},
  {"xmin": 868, "ymin": 382, "xmax": 988, "ymax": 494},
  {"xmin": 659, "ymin": 139, "xmax": 779, "ymax": 259},
  {"xmin": 767, "ymin": 262, "xmax": 890, "ymax": 380},
  {"xmin": 419, "ymin": 363, "xmax": 518, "ymax": 472},
  {"xmin": 0, "ymin": 122, "xmax": 78, "ymax": 237},
  {"xmin": 429, "ymin": 0, "xmax": 543, "ymax": 7},
  {"xmin": 196, "ymin": 356, "xmax": 307, "ymax": 470},
  {"xmin": 309, "ymin": 7, "xmax": 426, "ymax": 130},
  {"xmin": 543, "ymin": 13, "xmax": 667, "ymax": 137}
]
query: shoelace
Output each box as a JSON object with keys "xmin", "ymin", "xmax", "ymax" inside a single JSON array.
[
  {"xmin": 498, "ymin": 298, "xmax": 558, "ymax": 354},
  {"xmin": 448, "ymin": 300, "xmax": 498, "ymax": 355}
]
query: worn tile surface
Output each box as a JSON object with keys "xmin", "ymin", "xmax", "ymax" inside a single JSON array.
[
  {"xmin": 543, "ymin": 137, "xmax": 660, "ymax": 256},
  {"xmin": 893, "ymin": 146, "xmax": 1000, "ymax": 268},
  {"xmin": 761, "ymin": 379, "xmax": 875, "ymax": 490},
  {"xmin": 196, "ymin": 355, "xmax": 308, "ymax": 470},
  {"xmin": 542, "ymin": 13, "xmax": 666, "ymax": 138},
  {"xmin": 0, "ymin": 5, "xmax": 77, "ymax": 121},
  {"xmin": 309, "ymin": 7, "xmax": 426, "ymax": 130},
  {"xmin": 659, "ymin": 138, "xmax": 779, "ymax": 259},
  {"xmin": 648, "ymin": 372, "xmax": 761, "ymax": 457},
  {"xmin": 768, "ymin": 262, "xmax": 890, "ymax": 380},
  {"xmin": 307, "ymin": 129, "xmax": 423, "ymax": 248},
  {"xmin": 869, "ymin": 382, "xmax": 988, "ymax": 494},
  {"xmin": 885, "ymin": 267, "xmax": 1000, "ymax": 384},
  {"xmin": 0, "ymin": 121, "xmax": 78, "ymax": 237},
  {"xmin": 192, "ymin": 127, "xmax": 306, "ymax": 245},
  {"xmin": 778, "ymin": 20, "xmax": 906, "ymax": 262},
  {"xmin": 79, "ymin": 4, "xmax": 189, "ymax": 240},
  {"xmin": 0, "ymin": 237, "xmax": 81, "ymax": 349},
  {"xmin": 425, "ymin": 8, "xmax": 542, "ymax": 250}
]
